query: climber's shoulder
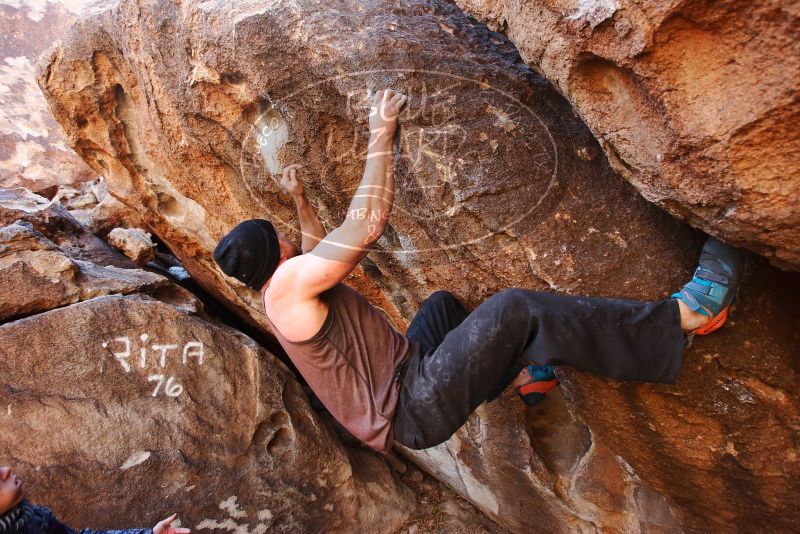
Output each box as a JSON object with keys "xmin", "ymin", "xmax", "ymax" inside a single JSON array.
[
  {"xmin": 268, "ymin": 243, "xmax": 360, "ymax": 301},
  {"xmin": 263, "ymin": 258, "xmax": 329, "ymax": 343}
]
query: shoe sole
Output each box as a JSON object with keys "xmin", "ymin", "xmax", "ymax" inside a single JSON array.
[{"xmin": 693, "ymin": 306, "xmax": 730, "ymax": 336}]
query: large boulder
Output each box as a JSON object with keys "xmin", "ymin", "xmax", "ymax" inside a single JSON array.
[
  {"xmin": 0, "ymin": 187, "xmax": 417, "ymax": 532},
  {"xmin": 453, "ymin": 0, "xmax": 800, "ymax": 269},
  {"xmin": 0, "ymin": 0, "xmax": 99, "ymax": 193},
  {"xmin": 402, "ymin": 258, "xmax": 800, "ymax": 533},
  {"xmin": 0, "ymin": 293, "xmax": 417, "ymax": 532},
  {"xmin": 33, "ymin": 0, "xmax": 800, "ymax": 532}
]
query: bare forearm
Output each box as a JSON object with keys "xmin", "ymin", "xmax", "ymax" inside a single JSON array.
[
  {"xmin": 343, "ymin": 131, "xmax": 395, "ymax": 243},
  {"xmin": 293, "ymin": 193, "xmax": 326, "ymax": 253}
]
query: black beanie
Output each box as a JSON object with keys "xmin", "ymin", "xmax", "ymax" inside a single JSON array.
[{"xmin": 213, "ymin": 219, "xmax": 280, "ymax": 291}]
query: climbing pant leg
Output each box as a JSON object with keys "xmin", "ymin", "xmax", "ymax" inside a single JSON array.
[
  {"xmin": 393, "ymin": 287, "xmax": 685, "ymax": 450},
  {"xmin": 405, "ymin": 290, "xmax": 471, "ymax": 354}
]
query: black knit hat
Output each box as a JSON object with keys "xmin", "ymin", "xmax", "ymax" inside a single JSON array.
[{"xmin": 213, "ymin": 219, "xmax": 280, "ymax": 290}]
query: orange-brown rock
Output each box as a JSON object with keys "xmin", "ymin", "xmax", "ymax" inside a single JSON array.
[
  {"xmin": 0, "ymin": 219, "xmax": 167, "ymax": 321},
  {"xmin": 0, "ymin": 0, "xmax": 99, "ymax": 193},
  {"xmin": 107, "ymin": 226, "xmax": 156, "ymax": 266},
  {"xmin": 0, "ymin": 293, "xmax": 417, "ymax": 532},
  {"xmin": 0, "ymin": 186, "xmax": 135, "ymax": 269},
  {"xmin": 33, "ymin": 0, "xmax": 800, "ymax": 532},
  {"xmin": 0, "ymin": 186, "xmax": 418, "ymax": 532},
  {"xmin": 68, "ymin": 178, "xmax": 149, "ymax": 237},
  {"xmin": 453, "ymin": 0, "xmax": 800, "ymax": 270}
]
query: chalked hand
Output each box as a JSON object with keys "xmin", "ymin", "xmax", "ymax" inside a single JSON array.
[{"xmin": 369, "ymin": 88, "xmax": 408, "ymax": 137}]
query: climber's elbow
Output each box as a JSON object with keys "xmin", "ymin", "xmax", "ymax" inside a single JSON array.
[{"xmin": 340, "ymin": 218, "xmax": 386, "ymax": 248}]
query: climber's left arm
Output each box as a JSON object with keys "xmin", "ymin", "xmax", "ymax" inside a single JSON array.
[{"xmin": 280, "ymin": 163, "xmax": 327, "ymax": 253}]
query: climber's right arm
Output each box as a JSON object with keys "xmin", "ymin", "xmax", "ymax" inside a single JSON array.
[
  {"xmin": 285, "ymin": 128, "xmax": 395, "ymax": 298},
  {"xmin": 274, "ymin": 89, "xmax": 407, "ymax": 299}
]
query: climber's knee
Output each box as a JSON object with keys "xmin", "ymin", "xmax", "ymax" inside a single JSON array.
[
  {"xmin": 487, "ymin": 287, "xmax": 544, "ymax": 312},
  {"xmin": 418, "ymin": 290, "xmax": 466, "ymax": 317},
  {"xmin": 425, "ymin": 289, "xmax": 460, "ymax": 306}
]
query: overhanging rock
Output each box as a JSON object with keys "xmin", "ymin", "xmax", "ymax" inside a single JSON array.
[
  {"xmin": 454, "ymin": 0, "xmax": 800, "ymax": 269},
  {"xmin": 35, "ymin": 0, "xmax": 800, "ymax": 532}
]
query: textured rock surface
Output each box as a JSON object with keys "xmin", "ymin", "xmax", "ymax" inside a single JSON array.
[
  {"xmin": 0, "ymin": 294, "xmax": 418, "ymax": 532},
  {"xmin": 454, "ymin": 0, "xmax": 800, "ymax": 269},
  {"xmin": 0, "ymin": 186, "xmax": 135, "ymax": 268},
  {"xmin": 34, "ymin": 0, "xmax": 800, "ymax": 532},
  {"xmin": 68, "ymin": 178, "xmax": 148, "ymax": 237},
  {"xmin": 107, "ymin": 226, "xmax": 156, "ymax": 265},
  {"xmin": 0, "ymin": 186, "xmax": 165, "ymax": 321},
  {"xmin": 0, "ymin": 219, "xmax": 166, "ymax": 321},
  {"xmin": 0, "ymin": 0, "xmax": 101, "ymax": 192},
  {"xmin": 0, "ymin": 187, "xmax": 418, "ymax": 532}
]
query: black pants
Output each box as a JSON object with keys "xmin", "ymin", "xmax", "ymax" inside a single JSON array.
[{"xmin": 392, "ymin": 288, "xmax": 685, "ymax": 449}]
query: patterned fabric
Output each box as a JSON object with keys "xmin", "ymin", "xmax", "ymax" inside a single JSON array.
[
  {"xmin": 0, "ymin": 500, "xmax": 153, "ymax": 534},
  {"xmin": 0, "ymin": 502, "xmax": 26, "ymax": 533}
]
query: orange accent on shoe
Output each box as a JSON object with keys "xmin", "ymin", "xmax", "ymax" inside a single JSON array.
[
  {"xmin": 692, "ymin": 306, "xmax": 730, "ymax": 336},
  {"xmin": 519, "ymin": 379, "xmax": 558, "ymax": 395}
]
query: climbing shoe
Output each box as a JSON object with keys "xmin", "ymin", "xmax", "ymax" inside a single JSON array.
[
  {"xmin": 672, "ymin": 237, "xmax": 743, "ymax": 337},
  {"xmin": 516, "ymin": 364, "xmax": 559, "ymax": 406}
]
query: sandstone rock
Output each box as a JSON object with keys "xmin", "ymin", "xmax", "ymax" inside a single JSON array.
[
  {"xmin": 0, "ymin": 186, "xmax": 134, "ymax": 268},
  {"xmin": 0, "ymin": 220, "xmax": 168, "ymax": 321},
  {"xmin": 54, "ymin": 184, "xmax": 96, "ymax": 210},
  {"xmin": 0, "ymin": 0, "xmax": 99, "ymax": 193},
  {"xmin": 0, "ymin": 293, "xmax": 416, "ymax": 532},
  {"xmin": 0, "ymin": 186, "xmax": 170, "ymax": 321},
  {"xmin": 60, "ymin": 177, "xmax": 149, "ymax": 238},
  {"xmin": 107, "ymin": 226, "xmax": 156, "ymax": 266},
  {"xmin": 34, "ymin": 0, "xmax": 696, "ymax": 344},
  {"xmin": 0, "ymin": 185, "xmax": 417, "ymax": 531},
  {"xmin": 33, "ymin": 0, "xmax": 800, "ymax": 532},
  {"xmin": 453, "ymin": 0, "xmax": 800, "ymax": 269},
  {"xmin": 71, "ymin": 182, "xmax": 148, "ymax": 238}
]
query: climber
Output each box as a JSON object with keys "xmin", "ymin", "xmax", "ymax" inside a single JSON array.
[
  {"xmin": 213, "ymin": 88, "xmax": 743, "ymax": 452},
  {"xmin": 0, "ymin": 466, "xmax": 190, "ymax": 533}
]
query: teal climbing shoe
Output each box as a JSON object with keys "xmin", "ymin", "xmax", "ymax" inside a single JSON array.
[
  {"xmin": 516, "ymin": 364, "xmax": 558, "ymax": 406},
  {"xmin": 672, "ymin": 237, "xmax": 743, "ymax": 335}
]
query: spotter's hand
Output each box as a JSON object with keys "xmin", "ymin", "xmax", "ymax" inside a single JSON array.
[
  {"xmin": 153, "ymin": 513, "xmax": 191, "ymax": 534},
  {"xmin": 279, "ymin": 163, "xmax": 305, "ymax": 198},
  {"xmin": 369, "ymin": 89, "xmax": 408, "ymax": 137}
]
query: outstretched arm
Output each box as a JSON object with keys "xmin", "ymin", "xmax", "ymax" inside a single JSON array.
[
  {"xmin": 280, "ymin": 163, "xmax": 326, "ymax": 253},
  {"xmin": 273, "ymin": 89, "xmax": 407, "ymax": 299}
]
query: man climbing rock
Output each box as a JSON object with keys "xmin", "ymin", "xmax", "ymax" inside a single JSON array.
[{"xmin": 213, "ymin": 88, "xmax": 743, "ymax": 452}]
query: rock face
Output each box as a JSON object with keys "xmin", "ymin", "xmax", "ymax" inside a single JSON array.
[
  {"xmin": 107, "ymin": 226, "xmax": 156, "ymax": 265},
  {"xmin": 61, "ymin": 178, "xmax": 150, "ymax": 237},
  {"xmin": 0, "ymin": 186, "xmax": 417, "ymax": 532},
  {"xmin": 0, "ymin": 0, "xmax": 100, "ymax": 193},
  {"xmin": 453, "ymin": 0, "xmax": 800, "ymax": 269},
  {"xmin": 402, "ymin": 259, "xmax": 800, "ymax": 533},
  {"xmin": 0, "ymin": 186, "xmax": 136, "ymax": 269},
  {"xmin": 0, "ymin": 219, "xmax": 166, "ymax": 321},
  {"xmin": 33, "ymin": 0, "xmax": 800, "ymax": 532}
]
